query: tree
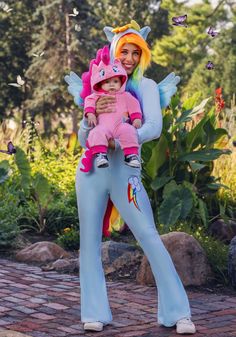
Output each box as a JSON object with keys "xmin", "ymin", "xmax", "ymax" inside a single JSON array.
[
  {"xmin": 152, "ymin": 0, "xmax": 228, "ymax": 88},
  {"xmin": 0, "ymin": 1, "xmax": 36, "ymax": 120}
]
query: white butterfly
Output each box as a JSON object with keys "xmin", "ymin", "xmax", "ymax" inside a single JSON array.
[
  {"xmin": 8, "ymin": 75, "xmax": 25, "ymax": 87},
  {"xmin": 69, "ymin": 8, "xmax": 79, "ymax": 17},
  {"xmin": 75, "ymin": 24, "xmax": 81, "ymax": 32},
  {"xmin": 32, "ymin": 51, "xmax": 45, "ymax": 57},
  {"xmin": 0, "ymin": 2, "xmax": 13, "ymax": 12}
]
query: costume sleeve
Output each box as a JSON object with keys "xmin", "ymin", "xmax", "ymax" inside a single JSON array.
[
  {"xmin": 78, "ymin": 118, "xmax": 92, "ymax": 149},
  {"xmin": 137, "ymin": 78, "xmax": 163, "ymax": 144},
  {"xmin": 84, "ymin": 94, "xmax": 97, "ymax": 117},
  {"xmin": 125, "ymin": 92, "xmax": 142, "ymax": 123}
]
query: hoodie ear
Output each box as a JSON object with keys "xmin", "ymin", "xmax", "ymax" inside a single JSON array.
[
  {"xmin": 114, "ymin": 58, "xmax": 121, "ymax": 65},
  {"xmin": 139, "ymin": 26, "xmax": 151, "ymax": 40},
  {"xmin": 103, "ymin": 26, "xmax": 115, "ymax": 42},
  {"xmin": 91, "ymin": 63, "xmax": 98, "ymax": 73}
]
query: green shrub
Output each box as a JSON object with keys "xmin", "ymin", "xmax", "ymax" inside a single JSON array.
[
  {"xmin": 56, "ymin": 225, "xmax": 80, "ymax": 251},
  {"xmin": 0, "ymin": 195, "xmax": 22, "ymax": 249},
  {"xmin": 0, "ymin": 132, "xmax": 80, "ymax": 235},
  {"xmin": 142, "ymin": 93, "xmax": 231, "ymax": 230}
]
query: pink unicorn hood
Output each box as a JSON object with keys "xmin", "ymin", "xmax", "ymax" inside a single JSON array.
[{"xmin": 91, "ymin": 59, "xmax": 127, "ymax": 93}]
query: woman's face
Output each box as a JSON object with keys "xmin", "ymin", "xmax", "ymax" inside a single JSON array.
[{"xmin": 118, "ymin": 43, "xmax": 141, "ymax": 75}]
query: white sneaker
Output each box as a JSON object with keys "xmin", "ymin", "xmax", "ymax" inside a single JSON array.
[
  {"xmin": 124, "ymin": 154, "xmax": 141, "ymax": 168},
  {"xmin": 84, "ymin": 321, "xmax": 104, "ymax": 331},
  {"xmin": 96, "ymin": 153, "xmax": 109, "ymax": 168},
  {"xmin": 176, "ymin": 318, "xmax": 196, "ymax": 334}
]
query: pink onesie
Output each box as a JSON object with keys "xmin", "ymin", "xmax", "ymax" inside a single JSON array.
[{"xmin": 84, "ymin": 59, "xmax": 142, "ymax": 156}]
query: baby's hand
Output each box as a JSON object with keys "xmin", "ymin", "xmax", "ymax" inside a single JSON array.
[
  {"xmin": 87, "ymin": 113, "xmax": 97, "ymax": 127},
  {"xmin": 132, "ymin": 119, "xmax": 142, "ymax": 129}
]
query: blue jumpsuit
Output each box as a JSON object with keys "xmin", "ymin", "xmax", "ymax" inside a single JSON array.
[{"xmin": 76, "ymin": 77, "xmax": 191, "ymax": 327}]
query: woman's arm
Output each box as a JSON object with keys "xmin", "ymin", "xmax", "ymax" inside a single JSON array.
[{"xmin": 137, "ymin": 78, "xmax": 163, "ymax": 144}]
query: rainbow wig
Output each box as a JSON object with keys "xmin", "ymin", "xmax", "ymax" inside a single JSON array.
[{"xmin": 114, "ymin": 33, "xmax": 151, "ymax": 85}]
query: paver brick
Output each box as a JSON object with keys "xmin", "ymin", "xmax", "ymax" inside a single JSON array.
[{"xmin": 0, "ymin": 258, "xmax": 236, "ymax": 337}]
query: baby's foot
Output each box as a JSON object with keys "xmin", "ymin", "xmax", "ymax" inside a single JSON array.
[
  {"xmin": 124, "ymin": 154, "xmax": 141, "ymax": 168},
  {"xmin": 96, "ymin": 153, "xmax": 109, "ymax": 168}
]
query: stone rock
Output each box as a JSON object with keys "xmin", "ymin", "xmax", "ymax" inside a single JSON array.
[
  {"xmin": 0, "ymin": 331, "xmax": 31, "ymax": 337},
  {"xmin": 42, "ymin": 258, "xmax": 79, "ymax": 273},
  {"xmin": 79, "ymin": 240, "xmax": 143, "ymax": 276},
  {"xmin": 209, "ymin": 219, "xmax": 236, "ymax": 244},
  {"xmin": 15, "ymin": 241, "xmax": 71, "ymax": 263},
  {"xmin": 136, "ymin": 232, "xmax": 212, "ymax": 287},
  {"xmin": 228, "ymin": 236, "xmax": 236, "ymax": 288}
]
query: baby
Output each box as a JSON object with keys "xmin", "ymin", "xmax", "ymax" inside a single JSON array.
[{"xmin": 84, "ymin": 58, "xmax": 142, "ymax": 168}]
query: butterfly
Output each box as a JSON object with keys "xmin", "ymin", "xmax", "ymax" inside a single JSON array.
[
  {"xmin": 172, "ymin": 14, "xmax": 188, "ymax": 27},
  {"xmin": 0, "ymin": 1, "xmax": 13, "ymax": 12},
  {"xmin": 69, "ymin": 8, "xmax": 79, "ymax": 17},
  {"xmin": 0, "ymin": 141, "xmax": 16, "ymax": 155},
  {"xmin": 32, "ymin": 51, "xmax": 45, "ymax": 57},
  {"xmin": 75, "ymin": 24, "xmax": 81, "ymax": 32},
  {"xmin": 8, "ymin": 75, "xmax": 25, "ymax": 87},
  {"xmin": 207, "ymin": 26, "xmax": 219, "ymax": 38},
  {"xmin": 205, "ymin": 61, "xmax": 214, "ymax": 70}
]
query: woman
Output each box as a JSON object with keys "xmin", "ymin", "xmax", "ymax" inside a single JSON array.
[{"xmin": 75, "ymin": 21, "xmax": 196, "ymax": 335}]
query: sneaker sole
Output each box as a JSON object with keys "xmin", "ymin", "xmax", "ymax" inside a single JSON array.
[
  {"xmin": 97, "ymin": 163, "xmax": 109, "ymax": 168},
  {"xmin": 84, "ymin": 323, "xmax": 103, "ymax": 331},
  {"xmin": 125, "ymin": 162, "xmax": 141, "ymax": 168}
]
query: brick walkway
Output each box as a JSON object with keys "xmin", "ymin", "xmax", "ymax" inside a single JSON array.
[{"xmin": 0, "ymin": 259, "xmax": 236, "ymax": 337}]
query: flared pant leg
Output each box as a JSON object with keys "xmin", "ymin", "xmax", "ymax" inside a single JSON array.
[
  {"xmin": 76, "ymin": 164, "xmax": 113, "ymax": 324},
  {"xmin": 110, "ymin": 165, "xmax": 191, "ymax": 327}
]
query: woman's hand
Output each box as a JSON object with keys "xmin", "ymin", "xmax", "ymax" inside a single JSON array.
[
  {"xmin": 132, "ymin": 119, "xmax": 142, "ymax": 129},
  {"xmin": 96, "ymin": 96, "xmax": 116, "ymax": 115},
  {"xmin": 87, "ymin": 113, "xmax": 97, "ymax": 127}
]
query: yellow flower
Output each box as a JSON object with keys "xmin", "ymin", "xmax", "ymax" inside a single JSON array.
[{"xmin": 64, "ymin": 227, "xmax": 71, "ymax": 233}]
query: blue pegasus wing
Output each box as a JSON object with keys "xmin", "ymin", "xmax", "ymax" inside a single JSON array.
[
  {"xmin": 157, "ymin": 72, "xmax": 180, "ymax": 109},
  {"xmin": 64, "ymin": 71, "xmax": 84, "ymax": 107}
]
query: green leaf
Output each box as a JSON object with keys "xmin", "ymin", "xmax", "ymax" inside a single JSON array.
[
  {"xmin": 151, "ymin": 176, "xmax": 173, "ymax": 191},
  {"xmin": 32, "ymin": 172, "xmax": 51, "ymax": 207},
  {"xmin": 146, "ymin": 134, "xmax": 168, "ymax": 179},
  {"xmin": 177, "ymin": 96, "xmax": 211, "ymax": 125},
  {"xmin": 189, "ymin": 162, "xmax": 206, "ymax": 172},
  {"xmin": 182, "ymin": 92, "xmax": 202, "ymax": 110},
  {"xmin": 178, "ymin": 149, "xmax": 231, "ymax": 162},
  {"xmin": 178, "ymin": 187, "xmax": 194, "ymax": 219},
  {"xmin": 198, "ymin": 199, "xmax": 208, "ymax": 227},
  {"xmin": 206, "ymin": 183, "xmax": 230, "ymax": 190},
  {"xmin": 203, "ymin": 120, "xmax": 229, "ymax": 147},
  {"xmin": 0, "ymin": 168, "xmax": 9, "ymax": 183},
  {"xmin": 15, "ymin": 147, "xmax": 31, "ymax": 189},
  {"xmin": 185, "ymin": 115, "xmax": 209, "ymax": 151},
  {"xmin": 0, "ymin": 160, "xmax": 10, "ymax": 170},
  {"xmin": 163, "ymin": 180, "xmax": 178, "ymax": 199},
  {"xmin": 159, "ymin": 191, "xmax": 182, "ymax": 227}
]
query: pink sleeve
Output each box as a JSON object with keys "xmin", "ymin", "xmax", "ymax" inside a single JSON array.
[
  {"xmin": 125, "ymin": 92, "xmax": 142, "ymax": 122},
  {"xmin": 84, "ymin": 94, "xmax": 97, "ymax": 117}
]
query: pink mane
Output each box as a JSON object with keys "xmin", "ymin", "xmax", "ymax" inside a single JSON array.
[{"xmin": 80, "ymin": 45, "xmax": 110, "ymax": 100}]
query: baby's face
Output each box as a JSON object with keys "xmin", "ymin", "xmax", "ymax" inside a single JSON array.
[{"xmin": 101, "ymin": 76, "xmax": 122, "ymax": 93}]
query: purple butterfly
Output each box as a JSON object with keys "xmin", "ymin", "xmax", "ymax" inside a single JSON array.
[
  {"xmin": 172, "ymin": 14, "xmax": 188, "ymax": 27},
  {"xmin": 207, "ymin": 27, "xmax": 219, "ymax": 38},
  {"xmin": 0, "ymin": 141, "xmax": 16, "ymax": 155},
  {"xmin": 206, "ymin": 61, "xmax": 214, "ymax": 70}
]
